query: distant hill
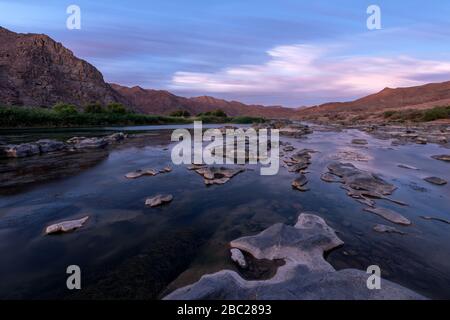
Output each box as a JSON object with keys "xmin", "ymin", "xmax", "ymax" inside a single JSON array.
[
  {"xmin": 111, "ymin": 83, "xmax": 295, "ymax": 117},
  {"xmin": 298, "ymin": 81, "xmax": 450, "ymax": 117}
]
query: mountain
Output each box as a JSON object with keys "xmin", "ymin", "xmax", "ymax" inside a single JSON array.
[
  {"xmin": 298, "ymin": 81, "xmax": 450, "ymax": 117},
  {"xmin": 111, "ymin": 83, "xmax": 296, "ymax": 117},
  {"xmin": 0, "ymin": 27, "xmax": 126, "ymax": 107}
]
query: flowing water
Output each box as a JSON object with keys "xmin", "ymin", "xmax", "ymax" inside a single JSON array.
[{"xmin": 0, "ymin": 124, "xmax": 449, "ymax": 299}]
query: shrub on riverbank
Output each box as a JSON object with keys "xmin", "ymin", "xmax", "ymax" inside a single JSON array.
[
  {"xmin": 0, "ymin": 106, "xmax": 266, "ymax": 128},
  {"xmin": 383, "ymin": 106, "xmax": 450, "ymax": 122},
  {"xmin": 0, "ymin": 106, "xmax": 187, "ymax": 127}
]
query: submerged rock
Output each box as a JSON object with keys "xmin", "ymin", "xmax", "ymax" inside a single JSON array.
[
  {"xmin": 45, "ymin": 216, "xmax": 89, "ymax": 235},
  {"xmin": 230, "ymin": 248, "xmax": 247, "ymax": 269},
  {"xmin": 373, "ymin": 224, "xmax": 406, "ymax": 235},
  {"xmin": 165, "ymin": 213, "xmax": 424, "ymax": 300},
  {"xmin": 292, "ymin": 174, "xmax": 309, "ymax": 191},
  {"xmin": 432, "ymin": 154, "xmax": 450, "ymax": 162},
  {"xmin": 364, "ymin": 207, "xmax": 411, "ymax": 226},
  {"xmin": 424, "ymin": 177, "xmax": 447, "ymax": 186},
  {"xmin": 145, "ymin": 194, "xmax": 173, "ymax": 207},
  {"xmin": 420, "ymin": 216, "xmax": 450, "ymax": 225},
  {"xmin": 352, "ymin": 139, "xmax": 368, "ymax": 145}
]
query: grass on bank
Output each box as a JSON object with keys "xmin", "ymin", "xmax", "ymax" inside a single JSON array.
[
  {"xmin": 383, "ymin": 106, "xmax": 450, "ymax": 122},
  {"xmin": 0, "ymin": 104, "xmax": 266, "ymax": 128}
]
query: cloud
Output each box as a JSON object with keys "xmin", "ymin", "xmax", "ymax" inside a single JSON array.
[{"xmin": 170, "ymin": 43, "xmax": 450, "ymax": 106}]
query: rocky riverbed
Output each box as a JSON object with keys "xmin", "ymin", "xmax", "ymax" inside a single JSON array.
[{"xmin": 0, "ymin": 122, "xmax": 449, "ymax": 299}]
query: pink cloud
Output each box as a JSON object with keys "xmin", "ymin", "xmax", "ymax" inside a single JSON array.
[{"xmin": 170, "ymin": 43, "xmax": 450, "ymax": 106}]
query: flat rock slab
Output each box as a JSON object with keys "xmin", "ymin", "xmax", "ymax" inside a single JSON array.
[
  {"xmin": 145, "ymin": 194, "xmax": 173, "ymax": 207},
  {"xmin": 364, "ymin": 207, "xmax": 411, "ymax": 226},
  {"xmin": 165, "ymin": 213, "xmax": 424, "ymax": 300},
  {"xmin": 46, "ymin": 216, "xmax": 89, "ymax": 235},
  {"xmin": 424, "ymin": 177, "xmax": 447, "ymax": 185},
  {"xmin": 432, "ymin": 154, "xmax": 450, "ymax": 162},
  {"xmin": 373, "ymin": 224, "xmax": 406, "ymax": 235}
]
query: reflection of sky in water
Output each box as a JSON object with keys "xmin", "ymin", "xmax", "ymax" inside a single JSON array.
[{"xmin": 0, "ymin": 127, "xmax": 449, "ymax": 299}]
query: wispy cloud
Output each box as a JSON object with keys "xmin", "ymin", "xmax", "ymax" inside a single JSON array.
[{"xmin": 171, "ymin": 43, "xmax": 450, "ymax": 106}]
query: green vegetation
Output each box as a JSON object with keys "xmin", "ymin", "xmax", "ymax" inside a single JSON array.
[
  {"xmin": 197, "ymin": 109, "xmax": 227, "ymax": 117},
  {"xmin": 169, "ymin": 110, "xmax": 191, "ymax": 117},
  {"xmin": 0, "ymin": 105, "xmax": 266, "ymax": 128},
  {"xmin": 422, "ymin": 106, "xmax": 450, "ymax": 121},
  {"xmin": 0, "ymin": 105, "xmax": 187, "ymax": 128},
  {"xmin": 383, "ymin": 106, "xmax": 450, "ymax": 122}
]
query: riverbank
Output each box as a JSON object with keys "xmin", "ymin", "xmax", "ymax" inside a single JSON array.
[{"xmin": 0, "ymin": 106, "xmax": 265, "ymax": 128}]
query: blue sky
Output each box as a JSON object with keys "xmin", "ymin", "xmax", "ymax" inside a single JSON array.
[{"xmin": 1, "ymin": 0, "xmax": 450, "ymax": 106}]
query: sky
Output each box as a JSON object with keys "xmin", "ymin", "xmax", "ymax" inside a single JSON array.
[{"xmin": 1, "ymin": 0, "xmax": 450, "ymax": 107}]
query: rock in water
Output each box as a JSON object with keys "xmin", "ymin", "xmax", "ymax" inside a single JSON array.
[
  {"xmin": 352, "ymin": 139, "xmax": 368, "ymax": 145},
  {"xmin": 145, "ymin": 194, "xmax": 173, "ymax": 207},
  {"xmin": 364, "ymin": 207, "xmax": 411, "ymax": 226},
  {"xmin": 373, "ymin": 224, "xmax": 406, "ymax": 235},
  {"xmin": 320, "ymin": 172, "xmax": 342, "ymax": 183},
  {"xmin": 432, "ymin": 154, "xmax": 450, "ymax": 162},
  {"xmin": 36, "ymin": 139, "xmax": 66, "ymax": 153},
  {"xmin": 45, "ymin": 216, "xmax": 89, "ymax": 235},
  {"xmin": 125, "ymin": 169, "xmax": 159, "ymax": 179},
  {"xmin": 292, "ymin": 174, "xmax": 309, "ymax": 191},
  {"xmin": 230, "ymin": 248, "xmax": 247, "ymax": 269},
  {"xmin": 164, "ymin": 213, "xmax": 425, "ymax": 300},
  {"xmin": 424, "ymin": 177, "xmax": 447, "ymax": 186},
  {"xmin": 3, "ymin": 143, "xmax": 40, "ymax": 158},
  {"xmin": 398, "ymin": 164, "xmax": 419, "ymax": 170},
  {"xmin": 420, "ymin": 216, "xmax": 450, "ymax": 225},
  {"xmin": 194, "ymin": 166, "xmax": 244, "ymax": 185},
  {"xmin": 72, "ymin": 137, "xmax": 108, "ymax": 149}
]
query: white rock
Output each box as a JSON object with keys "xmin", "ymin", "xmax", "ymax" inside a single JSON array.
[
  {"xmin": 230, "ymin": 248, "xmax": 247, "ymax": 268},
  {"xmin": 45, "ymin": 216, "xmax": 89, "ymax": 235}
]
